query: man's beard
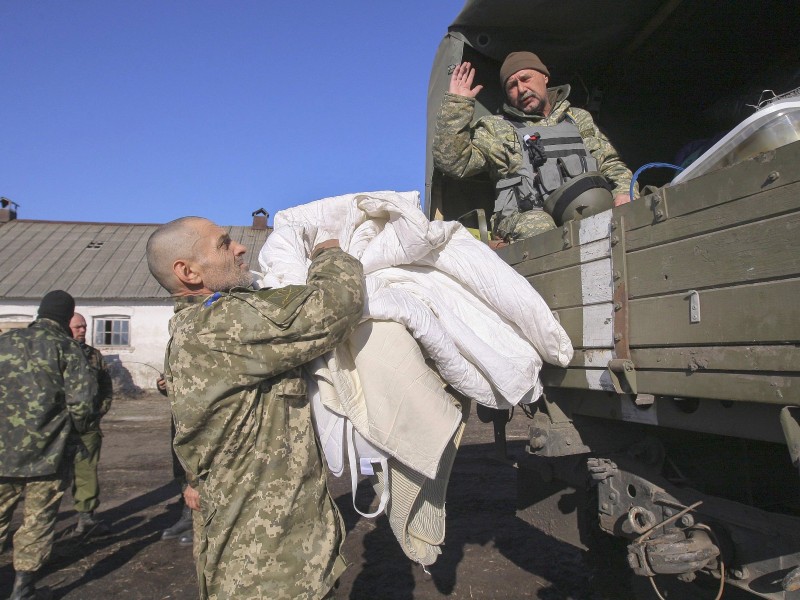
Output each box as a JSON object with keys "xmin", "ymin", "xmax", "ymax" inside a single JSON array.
[
  {"xmin": 519, "ymin": 91, "xmax": 545, "ymax": 114},
  {"xmin": 203, "ymin": 263, "xmax": 253, "ymax": 291}
]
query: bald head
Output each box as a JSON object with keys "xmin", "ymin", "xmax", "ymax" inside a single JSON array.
[
  {"xmin": 146, "ymin": 217, "xmax": 209, "ymax": 293},
  {"xmin": 70, "ymin": 312, "xmax": 87, "ymax": 343},
  {"xmin": 147, "ymin": 216, "xmax": 251, "ymax": 295}
]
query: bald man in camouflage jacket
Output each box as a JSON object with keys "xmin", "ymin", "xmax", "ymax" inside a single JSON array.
[
  {"xmin": 433, "ymin": 52, "xmax": 636, "ymax": 242},
  {"xmin": 147, "ymin": 217, "xmax": 365, "ymax": 600},
  {"xmin": 0, "ymin": 290, "xmax": 96, "ymax": 600}
]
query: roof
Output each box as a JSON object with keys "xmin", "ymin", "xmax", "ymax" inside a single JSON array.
[{"xmin": 0, "ymin": 220, "xmax": 271, "ymax": 300}]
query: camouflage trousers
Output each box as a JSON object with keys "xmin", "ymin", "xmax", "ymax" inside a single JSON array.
[
  {"xmin": 0, "ymin": 465, "xmax": 69, "ymax": 572},
  {"xmin": 72, "ymin": 428, "xmax": 103, "ymax": 514},
  {"xmin": 192, "ymin": 507, "xmax": 202, "ymax": 560},
  {"xmin": 492, "ymin": 209, "xmax": 556, "ymax": 242}
]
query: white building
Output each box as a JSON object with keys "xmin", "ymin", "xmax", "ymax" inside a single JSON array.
[{"xmin": 0, "ymin": 208, "xmax": 270, "ymax": 391}]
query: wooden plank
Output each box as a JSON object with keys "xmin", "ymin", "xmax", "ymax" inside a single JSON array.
[
  {"xmin": 527, "ymin": 257, "xmax": 613, "ymax": 309},
  {"xmin": 515, "ymin": 244, "xmax": 583, "ymax": 278},
  {"xmin": 516, "ymin": 227, "xmax": 612, "ymax": 278},
  {"xmin": 661, "ymin": 140, "xmax": 800, "ymax": 221},
  {"xmin": 563, "ymin": 345, "xmax": 800, "ymax": 372},
  {"xmin": 626, "ymin": 181, "xmax": 800, "ymax": 252},
  {"xmin": 541, "ymin": 366, "xmax": 798, "ymax": 404},
  {"xmin": 501, "ymin": 142, "xmax": 800, "ymax": 269},
  {"xmin": 633, "ymin": 370, "xmax": 797, "ymax": 405},
  {"xmin": 548, "ymin": 391, "xmax": 786, "ymax": 445},
  {"xmin": 628, "ymin": 278, "xmax": 800, "ymax": 345},
  {"xmin": 500, "ymin": 222, "xmax": 573, "ymax": 266},
  {"xmin": 618, "ymin": 140, "xmax": 800, "ymax": 234},
  {"xmin": 553, "ymin": 307, "xmax": 582, "ymax": 345},
  {"xmin": 627, "ymin": 211, "xmax": 800, "ymax": 297},
  {"xmin": 629, "ymin": 345, "xmax": 800, "ymax": 373},
  {"xmin": 527, "ymin": 268, "xmax": 583, "ymax": 309},
  {"xmin": 555, "ymin": 304, "xmax": 615, "ymax": 349}
]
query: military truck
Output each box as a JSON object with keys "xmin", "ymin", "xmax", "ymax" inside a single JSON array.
[{"xmin": 426, "ymin": 1, "xmax": 800, "ymax": 598}]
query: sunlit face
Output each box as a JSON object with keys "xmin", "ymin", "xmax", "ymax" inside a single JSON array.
[
  {"xmin": 193, "ymin": 221, "xmax": 251, "ymax": 291},
  {"xmin": 69, "ymin": 314, "xmax": 87, "ymax": 342},
  {"xmin": 505, "ymin": 68, "xmax": 550, "ymax": 115}
]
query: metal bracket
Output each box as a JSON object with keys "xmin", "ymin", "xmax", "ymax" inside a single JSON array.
[
  {"xmin": 608, "ymin": 359, "xmax": 637, "ymax": 395},
  {"xmin": 687, "ymin": 290, "xmax": 701, "ymax": 323},
  {"xmin": 610, "ymin": 217, "xmax": 631, "ymax": 359},
  {"xmin": 561, "ymin": 220, "xmax": 576, "ymax": 250},
  {"xmin": 648, "ymin": 191, "xmax": 669, "ymax": 222},
  {"xmin": 528, "ymin": 396, "xmax": 590, "ymax": 457}
]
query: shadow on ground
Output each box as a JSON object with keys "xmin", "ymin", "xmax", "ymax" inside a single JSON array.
[
  {"xmin": 334, "ymin": 440, "xmax": 628, "ymax": 600},
  {"xmin": 0, "ymin": 482, "xmax": 180, "ymax": 599}
]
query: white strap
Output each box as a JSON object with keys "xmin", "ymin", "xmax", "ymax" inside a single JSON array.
[{"xmin": 346, "ymin": 420, "xmax": 390, "ymax": 518}]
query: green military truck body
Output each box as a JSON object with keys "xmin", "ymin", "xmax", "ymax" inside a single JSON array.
[{"xmin": 427, "ymin": 1, "xmax": 800, "ymax": 597}]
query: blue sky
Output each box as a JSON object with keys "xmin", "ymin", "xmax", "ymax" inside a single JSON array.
[{"xmin": 1, "ymin": 1, "xmax": 465, "ymax": 226}]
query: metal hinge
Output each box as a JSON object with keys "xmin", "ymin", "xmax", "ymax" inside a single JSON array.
[{"xmin": 608, "ymin": 359, "xmax": 637, "ymax": 395}]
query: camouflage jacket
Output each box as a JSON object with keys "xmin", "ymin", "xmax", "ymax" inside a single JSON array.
[
  {"xmin": 80, "ymin": 343, "xmax": 113, "ymax": 430},
  {"xmin": 165, "ymin": 247, "xmax": 365, "ymax": 600},
  {"xmin": 0, "ymin": 318, "xmax": 97, "ymax": 477},
  {"xmin": 432, "ymin": 87, "xmax": 635, "ymax": 198}
]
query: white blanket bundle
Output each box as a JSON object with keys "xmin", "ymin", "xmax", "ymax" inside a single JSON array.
[
  {"xmin": 258, "ymin": 190, "xmax": 573, "ymax": 412},
  {"xmin": 257, "ymin": 190, "xmax": 573, "ymax": 561}
]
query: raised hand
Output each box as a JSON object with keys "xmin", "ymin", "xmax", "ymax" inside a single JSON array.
[{"xmin": 449, "ymin": 62, "xmax": 483, "ymax": 98}]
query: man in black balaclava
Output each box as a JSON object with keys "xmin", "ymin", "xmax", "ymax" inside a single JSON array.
[{"xmin": 0, "ymin": 290, "xmax": 96, "ymax": 600}]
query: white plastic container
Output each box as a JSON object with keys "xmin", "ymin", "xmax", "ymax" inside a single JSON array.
[{"xmin": 672, "ymin": 98, "xmax": 800, "ymax": 184}]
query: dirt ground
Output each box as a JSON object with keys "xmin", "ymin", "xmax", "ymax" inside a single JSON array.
[{"xmin": 1, "ymin": 392, "xmax": 628, "ymax": 600}]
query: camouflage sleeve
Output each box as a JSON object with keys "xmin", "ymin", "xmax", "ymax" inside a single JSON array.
[
  {"xmin": 199, "ymin": 247, "xmax": 364, "ymax": 385},
  {"xmin": 570, "ymin": 107, "xmax": 637, "ymax": 198},
  {"xmin": 185, "ymin": 471, "xmax": 198, "ymax": 488},
  {"xmin": 432, "ymin": 93, "xmax": 520, "ymax": 180},
  {"xmin": 95, "ymin": 353, "xmax": 113, "ymax": 416},
  {"xmin": 64, "ymin": 343, "xmax": 98, "ymax": 434}
]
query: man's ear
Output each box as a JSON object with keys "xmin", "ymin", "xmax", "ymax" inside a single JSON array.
[{"xmin": 172, "ymin": 259, "xmax": 203, "ymax": 286}]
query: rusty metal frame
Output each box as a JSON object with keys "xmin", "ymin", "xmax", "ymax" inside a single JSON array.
[{"xmin": 610, "ymin": 215, "xmax": 631, "ymax": 360}]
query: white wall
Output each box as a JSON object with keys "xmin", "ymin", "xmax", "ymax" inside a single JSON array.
[{"xmin": 0, "ymin": 299, "xmax": 172, "ymax": 391}]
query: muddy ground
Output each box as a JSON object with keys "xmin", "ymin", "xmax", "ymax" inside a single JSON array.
[{"xmin": 0, "ymin": 392, "xmax": 637, "ymax": 599}]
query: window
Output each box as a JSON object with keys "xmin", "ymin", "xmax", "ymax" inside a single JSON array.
[
  {"xmin": 93, "ymin": 317, "xmax": 130, "ymax": 347},
  {"xmin": 0, "ymin": 314, "xmax": 33, "ymax": 334}
]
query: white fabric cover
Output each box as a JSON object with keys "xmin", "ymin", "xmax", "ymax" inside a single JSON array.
[
  {"xmin": 309, "ymin": 320, "xmax": 461, "ymax": 480},
  {"xmin": 348, "ymin": 320, "xmax": 461, "ymax": 478}
]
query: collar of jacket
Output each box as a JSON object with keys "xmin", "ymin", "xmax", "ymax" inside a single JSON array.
[
  {"xmin": 32, "ymin": 317, "xmax": 71, "ymax": 336},
  {"xmin": 173, "ymin": 294, "xmax": 213, "ymax": 313},
  {"xmin": 172, "ymin": 287, "xmax": 256, "ymax": 313},
  {"xmin": 502, "ymin": 84, "xmax": 571, "ymax": 123}
]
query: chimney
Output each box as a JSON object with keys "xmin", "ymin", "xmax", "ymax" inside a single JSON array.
[
  {"xmin": 0, "ymin": 197, "xmax": 17, "ymax": 223},
  {"xmin": 251, "ymin": 208, "xmax": 269, "ymax": 230}
]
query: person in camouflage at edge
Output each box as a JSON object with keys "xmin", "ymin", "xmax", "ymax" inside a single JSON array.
[
  {"xmin": 69, "ymin": 312, "xmax": 114, "ymax": 536},
  {"xmin": 433, "ymin": 51, "xmax": 636, "ymax": 243},
  {"xmin": 146, "ymin": 217, "xmax": 365, "ymax": 600},
  {"xmin": 0, "ymin": 290, "xmax": 96, "ymax": 600}
]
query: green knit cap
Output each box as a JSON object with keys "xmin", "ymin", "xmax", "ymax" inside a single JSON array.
[{"xmin": 500, "ymin": 51, "xmax": 550, "ymax": 85}]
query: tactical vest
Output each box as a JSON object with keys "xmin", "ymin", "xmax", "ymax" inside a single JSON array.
[{"xmin": 494, "ymin": 115, "xmax": 600, "ymax": 218}]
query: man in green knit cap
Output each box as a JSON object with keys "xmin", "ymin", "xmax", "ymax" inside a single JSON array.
[{"xmin": 433, "ymin": 51, "xmax": 636, "ymax": 242}]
